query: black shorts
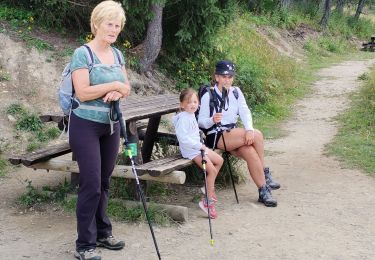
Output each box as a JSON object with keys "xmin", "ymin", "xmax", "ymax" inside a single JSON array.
[{"xmin": 205, "ymin": 132, "xmax": 223, "ymax": 149}]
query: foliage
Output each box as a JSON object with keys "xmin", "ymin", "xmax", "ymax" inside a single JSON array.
[
  {"xmin": 326, "ymin": 67, "xmax": 375, "ymax": 175},
  {"xmin": 147, "ymin": 182, "xmax": 169, "ymax": 200},
  {"xmin": 0, "ymin": 4, "xmax": 34, "ymax": 28},
  {"xmin": 17, "ymin": 179, "xmax": 74, "ymax": 207},
  {"xmin": 329, "ymin": 12, "xmax": 375, "ymax": 39},
  {"xmin": 6, "ymin": 104, "xmax": 60, "ymax": 152},
  {"xmin": 110, "ymin": 178, "xmax": 130, "ymax": 200},
  {"xmin": 0, "ymin": 68, "xmax": 11, "ymax": 81},
  {"xmin": 0, "ymin": 158, "xmax": 8, "ymax": 178},
  {"xmin": 64, "ymin": 196, "xmax": 172, "ymax": 225},
  {"xmin": 107, "ymin": 200, "xmax": 172, "ymax": 225},
  {"xmin": 6, "ymin": 103, "xmax": 27, "ymax": 116},
  {"xmin": 163, "ymin": 0, "xmax": 237, "ymax": 55},
  {"xmin": 215, "ymin": 14, "xmax": 301, "ymax": 108},
  {"xmin": 16, "ymin": 113, "xmax": 43, "ymax": 132}
]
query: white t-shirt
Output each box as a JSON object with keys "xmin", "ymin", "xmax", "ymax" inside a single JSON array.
[{"xmin": 173, "ymin": 111, "xmax": 203, "ymax": 160}]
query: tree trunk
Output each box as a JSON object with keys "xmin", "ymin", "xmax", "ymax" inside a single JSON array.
[
  {"xmin": 140, "ymin": 2, "xmax": 165, "ymax": 73},
  {"xmin": 319, "ymin": 0, "xmax": 331, "ymax": 28},
  {"xmin": 280, "ymin": 0, "xmax": 291, "ymax": 9},
  {"xmin": 354, "ymin": 0, "xmax": 366, "ymax": 21},
  {"xmin": 336, "ymin": 0, "xmax": 345, "ymax": 15}
]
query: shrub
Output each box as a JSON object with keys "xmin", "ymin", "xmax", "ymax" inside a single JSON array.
[{"xmin": 16, "ymin": 113, "xmax": 43, "ymax": 132}]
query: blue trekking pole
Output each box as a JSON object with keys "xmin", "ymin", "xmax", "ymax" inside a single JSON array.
[
  {"xmin": 112, "ymin": 101, "xmax": 161, "ymax": 260},
  {"xmin": 212, "ymin": 87, "xmax": 239, "ymax": 204}
]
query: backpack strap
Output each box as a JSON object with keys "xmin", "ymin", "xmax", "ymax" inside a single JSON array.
[
  {"xmin": 70, "ymin": 45, "xmax": 94, "ymax": 98},
  {"xmin": 112, "ymin": 47, "xmax": 124, "ymax": 65},
  {"xmin": 233, "ymin": 86, "xmax": 239, "ymax": 99},
  {"xmin": 82, "ymin": 44, "xmax": 94, "ymax": 68}
]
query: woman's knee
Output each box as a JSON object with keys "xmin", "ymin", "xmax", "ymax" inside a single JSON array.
[{"xmin": 255, "ymin": 129, "xmax": 263, "ymax": 141}]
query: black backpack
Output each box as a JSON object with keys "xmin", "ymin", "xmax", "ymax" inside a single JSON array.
[{"xmin": 195, "ymin": 84, "xmax": 239, "ymax": 134}]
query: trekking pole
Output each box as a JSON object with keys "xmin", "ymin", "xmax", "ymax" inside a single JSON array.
[
  {"xmin": 113, "ymin": 101, "xmax": 161, "ymax": 260},
  {"xmin": 212, "ymin": 86, "xmax": 239, "ymax": 203},
  {"xmin": 200, "ymin": 148, "xmax": 215, "ymax": 246}
]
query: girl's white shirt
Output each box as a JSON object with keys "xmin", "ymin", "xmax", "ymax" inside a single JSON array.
[
  {"xmin": 198, "ymin": 85, "xmax": 254, "ymax": 135},
  {"xmin": 173, "ymin": 111, "xmax": 202, "ymax": 160}
]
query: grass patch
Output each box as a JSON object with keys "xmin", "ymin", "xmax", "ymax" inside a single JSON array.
[
  {"xmin": 19, "ymin": 32, "xmax": 54, "ymax": 51},
  {"xmin": 63, "ymin": 196, "xmax": 172, "ymax": 226},
  {"xmin": 326, "ymin": 67, "xmax": 375, "ymax": 175},
  {"xmin": 18, "ymin": 179, "xmax": 74, "ymax": 207},
  {"xmin": 6, "ymin": 103, "xmax": 61, "ymax": 152},
  {"xmin": 0, "ymin": 68, "xmax": 11, "ymax": 81},
  {"xmin": 0, "ymin": 158, "xmax": 9, "ymax": 178}
]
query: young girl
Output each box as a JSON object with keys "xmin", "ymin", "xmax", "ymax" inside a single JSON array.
[{"xmin": 173, "ymin": 88, "xmax": 223, "ymax": 219}]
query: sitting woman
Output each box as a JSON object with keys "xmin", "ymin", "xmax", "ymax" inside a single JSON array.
[{"xmin": 198, "ymin": 60, "xmax": 280, "ymax": 207}]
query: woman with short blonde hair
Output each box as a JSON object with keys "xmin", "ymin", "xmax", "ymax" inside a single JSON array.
[{"xmin": 70, "ymin": 1, "xmax": 130, "ymax": 259}]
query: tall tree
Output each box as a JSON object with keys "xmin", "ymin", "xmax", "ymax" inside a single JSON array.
[
  {"xmin": 354, "ymin": 0, "xmax": 367, "ymax": 20},
  {"xmin": 320, "ymin": 0, "xmax": 332, "ymax": 28},
  {"xmin": 336, "ymin": 0, "xmax": 345, "ymax": 14},
  {"xmin": 140, "ymin": 1, "xmax": 165, "ymax": 73}
]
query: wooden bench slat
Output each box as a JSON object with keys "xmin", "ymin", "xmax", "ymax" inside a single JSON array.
[
  {"xmin": 29, "ymin": 159, "xmax": 186, "ymax": 184},
  {"xmin": 136, "ymin": 154, "xmax": 192, "ymax": 176},
  {"xmin": 8, "ymin": 142, "xmax": 71, "ymax": 166}
]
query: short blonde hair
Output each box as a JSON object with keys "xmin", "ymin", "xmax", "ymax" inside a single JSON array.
[{"xmin": 90, "ymin": 0, "xmax": 126, "ymax": 35}]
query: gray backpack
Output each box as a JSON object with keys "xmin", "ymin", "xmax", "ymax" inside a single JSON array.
[{"xmin": 58, "ymin": 44, "xmax": 94, "ymax": 116}]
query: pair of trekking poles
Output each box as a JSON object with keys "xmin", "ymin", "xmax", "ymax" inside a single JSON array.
[{"xmin": 199, "ymin": 86, "xmax": 239, "ymax": 245}]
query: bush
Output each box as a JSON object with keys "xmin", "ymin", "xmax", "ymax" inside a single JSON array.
[
  {"xmin": 16, "ymin": 113, "xmax": 43, "ymax": 132},
  {"xmin": 0, "ymin": 158, "xmax": 8, "ymax": 178}
]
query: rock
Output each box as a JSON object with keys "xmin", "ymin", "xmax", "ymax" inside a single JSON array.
[{"xmin": 7, "ymin": 114, "xmax": 16, "ymax": 122}]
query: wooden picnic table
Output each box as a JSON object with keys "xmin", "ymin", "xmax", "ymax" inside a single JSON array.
[{"xmin": 9, "ymin": 93, "xmax": 193, "ymax": 185}]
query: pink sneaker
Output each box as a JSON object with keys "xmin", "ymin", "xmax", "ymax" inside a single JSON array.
[
  {"xmin": 198, "ymin": 198, "xmax": 218, "ymax": 219},
  {"xmin": 200, "ymin": 186, "xmax": 218, "ymax": 203}
]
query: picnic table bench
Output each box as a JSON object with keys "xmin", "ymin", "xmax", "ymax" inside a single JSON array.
[
  {"xmin": 8, "ymin": 94, "xmax": 193, "ymax": 185},
  {"xmin": 362, "ymin": 35, "xmax": 375, "ymax": 51}
]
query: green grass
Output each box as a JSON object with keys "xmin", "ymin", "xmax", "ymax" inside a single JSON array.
[
  {"xmin": 63, "ymin": 196, "xmax": 173, "ymax": 226},
  {"xmin": 0, "ymin": 69, "xmax": 11, "ymax": 81},
  {"xmin": 5, "ymin": 103, "xmax": 61, "ymax": 152},
  {"xmin": 213, "ymin": 13, "xmax": 312, "ymax": 138},
  {"xmin": 0, "ymin": 158, "xmax": 8, "ymax": 178},
  {"xmin": 326, "ymin": 68, "xmax": 375, "ymax": 175},
  {"xmin": 17, "ymin": 179, "xmax": 74, "ymax": 207}
]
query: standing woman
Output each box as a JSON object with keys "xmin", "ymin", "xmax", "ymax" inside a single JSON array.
[
  {"xmin": 70, "ymin": 1, "xmax": 130, "ymax": 259},
  {"xmin": 198, "ymin": 60, "xmax": 280, "ymax": 207}
]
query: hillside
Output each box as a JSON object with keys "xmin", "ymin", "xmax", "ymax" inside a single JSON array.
[
  {"xmin": 0, "ymin": 21, "xmax": 319, "ymax": 157},
  {"xmin": 0, "ymin": 28, "xmax": 177, "ymax": 156}
]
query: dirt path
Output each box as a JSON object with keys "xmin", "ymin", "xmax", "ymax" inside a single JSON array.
[{"xmin": 1, "ymin": 59, "xmax": 375, "ymax": 260}]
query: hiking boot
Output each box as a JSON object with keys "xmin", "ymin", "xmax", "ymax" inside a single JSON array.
[
  {"xmin": 74, "ymin": 249, "xmax": 101, "ymax": 260},
  {"xmin": 258, "ymin": 185, "xmax": 277, "ymax": 207},
  {"xmin": 264, "ymin": 167, "xmax": 280, "ymax": 190},
  {"xmin": 198, "ymin": 198, "xmax": 218, "ymax": 219},
  {"xmin": 97, "ymin": 235, "xmax": 125, "ymax": 250},
  {"xmin": 200, "ymin": 186, "xmax": 218, "ymax": 202}
]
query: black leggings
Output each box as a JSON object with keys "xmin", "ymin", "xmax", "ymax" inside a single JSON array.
[{"xmin": 69, "ymin": 113, "xmax": 120, "ymax": 251}]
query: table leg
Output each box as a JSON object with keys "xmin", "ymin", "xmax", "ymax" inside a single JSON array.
[{"xmin": 141, "ymin": 116, "xmax": 161, "ymax": 163}]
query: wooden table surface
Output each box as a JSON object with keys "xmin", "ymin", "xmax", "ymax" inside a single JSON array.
[{"xmin": 121, "ymin": 94, "xmax": 180, "ymax": 121}]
